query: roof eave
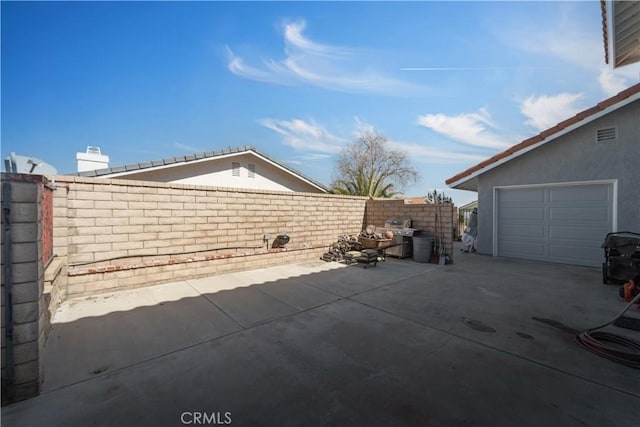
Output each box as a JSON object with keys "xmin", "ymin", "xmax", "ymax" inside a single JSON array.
[
  {"xmin": 446, "ymin": 87, "xmax": 640, "ymax": 189},
  {"xmin": 448, "ymin": 176, "xmax": 479, "ymax": 192},
  {"xmin": 612, "ymin": 0, "xmax": 640, "ymax": 68},
  {"xmin": 77, "ymin": 147, "xmax": 329, "ymax": 193},
  {"xmin": 246, "ymin": 149, "xmax": 329, "ymax": 193}
]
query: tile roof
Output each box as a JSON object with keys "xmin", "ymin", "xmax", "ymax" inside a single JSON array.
[
  {"xmin": 75, "ymin": 145, "xmax": 329, "ymax": 192},
  {"xmin": 399, "ymin": 196, "xmax": 428, "ymax": 204},
  {"xmin": 458, "ymin": 200, "xmax": 478, "ymax": 210},
  {"xmin": 601, "ymin": 0, "xmax": 609, "ymax": 64},
  {"xmin": 446, "ymin": 82, "xmax": 640, "ymax": 188}
]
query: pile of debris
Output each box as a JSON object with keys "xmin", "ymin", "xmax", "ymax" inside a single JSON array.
[
  {"xmin": 358, "ymin": 229, "xmax": 384, "ymax": 240},
  {"xmin": 321, "ymin": 235, "xmax": 363, "ymax": 263},
  {"xmin": 356, "ymin": 226, "xmax": 393, "ymax": 250}
]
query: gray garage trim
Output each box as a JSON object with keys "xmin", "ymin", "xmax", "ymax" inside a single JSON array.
[{"xmin": 493, "ymin": 180, "xmax": 617, "ymax": 267}]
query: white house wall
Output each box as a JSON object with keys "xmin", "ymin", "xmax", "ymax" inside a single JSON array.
[{"xmin": 112, "ymin": 153, "xmax": 321, "ymax": 192}]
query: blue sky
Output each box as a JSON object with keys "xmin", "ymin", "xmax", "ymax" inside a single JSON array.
[{"xmin": 2, "ymin": 1, "xmax": 638, "ymax": 205}]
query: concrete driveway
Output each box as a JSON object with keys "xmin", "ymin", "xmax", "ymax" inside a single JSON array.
[{"xmin": 3, "ymin": 246, "xmax": 639, "ymax": 426}]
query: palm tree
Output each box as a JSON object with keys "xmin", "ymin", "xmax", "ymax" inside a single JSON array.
[{"xmin": 331, "ymin": 171, "xmax": 400, "ymax": 197}]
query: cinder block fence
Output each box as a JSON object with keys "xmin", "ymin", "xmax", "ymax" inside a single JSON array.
[
  {"xmin": 2, "ymin": 173, "xmax": 455, "ymax": 403},
  {"xmin": 50, "ymin": 177, "xmax": 454, "ymax": 297},
  {"xmin": 52, "ymin": 176, "xmax": 369, "ymax": 296}
]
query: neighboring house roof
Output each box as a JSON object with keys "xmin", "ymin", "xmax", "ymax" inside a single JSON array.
[
  {"xmin": 401, "ymin": 196, "xmax": 428, "ymax": 204},
  {"xmin": 446, "ymin": 82, "xmax": 640, "ymax": 191},
  {"xmin": 76, "ymin": 146, "xmax": 329, "ymax": 193},
  {"xmin": 601, "ymin": 0, "xmax": 640, "ymax": 68},
  {"xmin": 458, "ymin": 200, "xmax": 478, "ymax": 211}
]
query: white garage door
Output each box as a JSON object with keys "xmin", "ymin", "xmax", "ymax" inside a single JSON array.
[{"xmin": 495, "ymin": 182, "xmax": 614, "ymax": 267}]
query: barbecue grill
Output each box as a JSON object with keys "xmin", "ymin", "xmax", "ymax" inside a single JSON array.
[{"xmin": 377, "ymin": 218, "xmax": 417, "ymax": 259}]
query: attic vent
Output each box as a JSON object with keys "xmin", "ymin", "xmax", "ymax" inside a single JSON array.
[
  {"xmin": 232, "ymin": 162, "xmax": 240, "ymax": 176},
  {"xmin": 596, "ymin": 127, "xmax": 617, "ymax": 142},
  {"xmin": 248, "ymin": 163, "xmax": 255, "ymax": 178}
]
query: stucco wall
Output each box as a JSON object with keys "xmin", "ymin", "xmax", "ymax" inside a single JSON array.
[{"xmin": 476, "ymin": 99, "xmax": 639, "ymax": 255}]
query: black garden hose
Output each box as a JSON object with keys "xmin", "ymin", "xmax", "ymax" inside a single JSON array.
[{"xmin": 576, "ymin": 293, "xmax": 640, "ymax": 369}]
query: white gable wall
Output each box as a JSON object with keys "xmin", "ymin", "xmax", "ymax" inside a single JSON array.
[{"xmin": 113, "ymin": 153, "xmax": 322, "ymax": 192}]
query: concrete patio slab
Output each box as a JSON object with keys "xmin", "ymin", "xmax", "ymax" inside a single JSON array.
[
  {"xmin": 352, "ymin": 263, "xmax": 640, "ymax": 395},
  {"xmin": 204, "ymin": 287, "xmax": 300, "ymax": 328},
  {"xmin": 256, "ymin": 281, "xmax": 340, "ymax": 311},
  {"xmin": 187, "ymin": 262, "xmax": 345, "ymax": 295},
  {"xmin": 299, "ymin": 259, "xmax": 437, "ymax": 297},
  {"xmin": 3, "ymin": 247, "xmax": 639, "ymax": 426},
  {"xmin": 5, "ymin": 298, "xmax": 639, "ymax": 427},
  {"xmin": 41, "ymin": 261, "xmax": 354, "ymax": 394},
  {"xmin": 42, "ymin": 281, "xmax": 243, "ymax": 391},
  {"xmin": 269, "ymin": 260, "xmax": 344, "ymax": 279}
]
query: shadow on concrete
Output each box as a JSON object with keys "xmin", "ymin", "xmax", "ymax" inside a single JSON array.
[
  {"xmin": 42, "ymin": 259, "xmax": 431, "ymax": 392},
  {"xmin": 3, "ymin": 252, "xmax": 640, "ymax": 427}
]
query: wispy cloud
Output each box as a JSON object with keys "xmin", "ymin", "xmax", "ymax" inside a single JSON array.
[
  {"xmin": 519, "ymin": 93, "xmax": 584, "ymax": 132},
  {"xmin": 496, "ymin": 3, "xmax": 601, "ymax": 70},
  {"xmin": 351, "ymin": 118, "xmax": 486, "ymax": 164},
  {"xmin": 352, "ymin": 116, "xmax": 376, "ymax": 139},
  {"xmin": 496, "ymin": 8, "xmax": 639, "ymax": 96},
  {"xmin": 263, "ymin": 116, "xmax": 486, "ymax": 167},
  {"xmin": 298, "ymin": 153, "xmax": 332, "ymax": 161},
  {"xmin": 227, "ymin": 20, "xmax": 423, "ymax": 96},
  {"xmin": 416, "ymin": 108, "xmax": 514, "ymax": 150},
  {"xmin": 507, "ymin": 29, "xmax": 601, "ymax": 72},
  {"xmin": 226, "ymin": 48, "xmax": 296, "ymax": 86},
  {"xmin": 284, "ymin": 152, "xmax": 332, "ymax": 167},
  {"xmin": 388, "ymin": 141, "xmax": 488, "ymax": 164},
  {"xmin": 260, "ymin": 118, "xmax": 347, "ymax": 154},
  {"xmin": 283, "ymin": 20, "xmax": 351, "ymax": 56}
]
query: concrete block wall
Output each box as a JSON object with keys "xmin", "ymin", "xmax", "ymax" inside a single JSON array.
[
  {"xmin": 1, "ymin": 175, "xmax": 47, "ymax": 403},
  {"xmin": 50, "ymin": 182, "xmax": 69, "ymax": 306},
  {"xmin": 43, "ymin": 258, "xmax": 65, "ymax": 328},
  {"xmin": 41, "ymin": 185, "xmax": 54, "ymax": 265},
  {"xmin": 364, "ymin": 199, "xmax": 456, "ymax": 255},
  {"xmin": 52, "ymin": 176, "xmax": 368, "ymax": 296}
]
